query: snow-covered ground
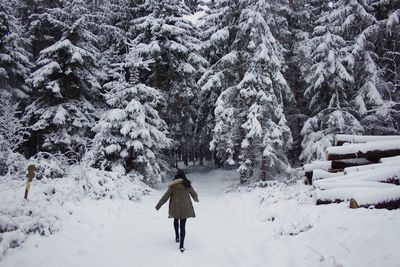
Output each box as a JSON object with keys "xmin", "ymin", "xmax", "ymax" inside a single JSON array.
[{"xmin": 1, "ymin": 167, "xmax": 400, "ymax": 267}]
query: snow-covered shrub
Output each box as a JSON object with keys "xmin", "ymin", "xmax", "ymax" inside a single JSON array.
[
  {"xmin": 0, "ymin": 164, "xmax": 152, "ymax": 259},
  {"xmin": 3, "ymin": 151, "xmax": 70, "ymax": 181},
  {"xmin": 29, "ymin": 152, "xmax": 69, "ymax": 179},
  {"xmin": 5, "ymin": 152, "xmax": 28, "ymax": 179},
  {"xmin": 69, "ymin": 166, "xmax": 152, "ymax": 201},
  {"xmin": 0, "ymin": 196, "xmax": 62, "ymax": 260},
  {"xmin": 240, "ymin": 180, "xmax": 315, "ymax": 235}
]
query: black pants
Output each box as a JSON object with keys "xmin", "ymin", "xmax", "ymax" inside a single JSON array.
[{"xmin": 174, "ymin": 218, "xmax": 187, "ymax": 248}]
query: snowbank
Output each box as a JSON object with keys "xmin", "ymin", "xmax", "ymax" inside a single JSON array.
[
  {"xmin": 0, "ymin": 166, "xmax": 151, "ymax": 260},
  {"xmin": 241, "ymin": 180, "xmax": 400, "ymax": 266}
]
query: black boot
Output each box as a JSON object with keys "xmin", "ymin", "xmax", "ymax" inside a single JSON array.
[
  {"xmin": 179, "ymin": 234, "xmax": 185, "ymax": 252},
  {"xmin": 179, "ymin": 219, "xmax": 186, "ymax": 252}
]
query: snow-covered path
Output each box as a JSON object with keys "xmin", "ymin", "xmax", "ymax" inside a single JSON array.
[
  {"xmin": 0, "ymin": 168, "xmax": 272, "ymax": 267},
  {"xmin": 1, "ymin": 168, "xmax": 400, "ymax": 267}
]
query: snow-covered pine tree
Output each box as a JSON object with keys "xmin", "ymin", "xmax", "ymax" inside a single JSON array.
[
  {"xmin": 267, "ymin": 0, "xmax": 291, "ymax": 45},
  {"xmin": 0, "ymin": 0, "xmax": 32, "ymax": 99},
  {"xmin": 23, "ymin": 0, "xmax": 101, "ymax": 161},
  {"xmin": 184, "ymin": 0, "xmax": 201, "ymax": 13},
  {"xmin": 107, "ymin": 0, "xmax": 141, "ymax": 33},
  {"xmin": 22, "ymin": 0, "xmax": 64, "ymax": 61},
  {"xmin": 365, "ymin": 3, "xmax": 400, "ymax": 134},
  {"xmin": 331, "ymin": 0, "xmax": 398, "ymax": 135},
  {"xmin": 300, "ymin": 3, "xmax": 363, "ymax": 163},
  {"xmin": 197, "ymin": 0, "xmax": 238, "ymax": 167},
  {"xmin": 283, "ymin": 0, "xmax": 315, "ymax": 165},
  {"xmin": 200, "ymin": 0, "xmax": 293, "ymax": 182},
  {"xmin": 88, "ymin": 0, "xmax": 139, "ymax": 76},
  {"xmin": 91, "ymin": 46, "xmax": 172, "ymax": 183},
  {"xmin": 199, "ymin": 0, "xmax": 254, "ymax": 169},
  {"xmin": 130, "ymin": 0, "xmax": 207, "ymax": 165},
  {"xmin": 291, "ymin": 0, "xmax": 330, "ymax": 91}
]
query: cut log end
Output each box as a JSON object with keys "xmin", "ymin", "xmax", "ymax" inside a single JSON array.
[{"xmin": 349, "ymin": 198, "xmax": 359, "ymax": 209}]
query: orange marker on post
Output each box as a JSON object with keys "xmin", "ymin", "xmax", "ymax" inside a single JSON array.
[{"xmin": 24, "ymin": 165, "xmax": 36, "ymax": 200}]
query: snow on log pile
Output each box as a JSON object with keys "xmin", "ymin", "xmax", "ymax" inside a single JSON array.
[
  {"xmin": 335, "ymin": 134, "xmax": 400, "ymax": 146},
  {"xmin": 326, "ymin": 139, "xmax": 400, "ymax": 161},
  {"xmin": 302, "ymin": 158, "xmax": 372, "ymax": 184},
  {"xmin": 302, "ymin": 135, "xmax": 400, "ymax": 209}
]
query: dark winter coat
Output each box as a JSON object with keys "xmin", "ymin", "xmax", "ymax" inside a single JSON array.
[{"xmin": 155, "ymin": 179, "xmax": 199, "ymax": 219}]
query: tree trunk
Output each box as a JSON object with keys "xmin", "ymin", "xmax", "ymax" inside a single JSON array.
[
  {"xmin": 184, "ymin": 151, "xmax": 188, "ymax": 166},
  {"xmin": 260, "ymin": 156, "xmax": 267, "ymax": 181},
  {"xmin": 237, "ymin": 43, "xmax": 247, "ymax": 183},
  {"xmin": 199, "ymin": 145, "xmax": 204, "ymax": 166}
]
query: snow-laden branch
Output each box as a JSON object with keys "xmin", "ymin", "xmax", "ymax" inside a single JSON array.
[{"xmin": 0, "ymin": 92, "xmax": 30, "ymax": 153}]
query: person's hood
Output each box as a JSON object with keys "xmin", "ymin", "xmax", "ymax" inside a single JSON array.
[{"xmin": 168, "ymin": 179, "xmax": 186, "ymax": 189}]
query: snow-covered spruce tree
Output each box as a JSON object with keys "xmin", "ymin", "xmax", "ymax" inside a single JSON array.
[
  {"xmin": 290, "ymin": 0, "xmax": 331, "ymax": 88},
  {"xmin": 197, "ymin": 0, "xmax": 238, "ymax": 167},
  {"xmin": 352, "ymin": 25, "xmax": 395, "ymax": 135},
  {"xmin": 91, "ymin": 47, "xmax": 172, "ymax": 183},
  {"xmin": 300, "ymin": 6, "xmax": 363, "ymax": 163},
  {"xmin": 109, "ymin": 0, "xmax": 142, "ymax": 33},
  {"xmin": 267, "ymin": 0, "xmax": 291, "ymax": 45},
  {"xmin": 184, "ymin": 0, "xmax": 202, "ymax": 13},
  {"xmin": 21, "ymin": 0, "xmax": 64, "ymax": 62},
  {"xmin": 199, "ymin": 0, "xmax": 253, "ymax": 169},
  {"xmin": 23, "ymin": 0, "xmax": 101, "ymax": 161},
  {"xmin": 366, "ymin": 6, "xmax": 400, "ymax": 134},
  {"xmin": 283, "ymin": 0, "xmax": 316, "ymax": 164},
  {"xmin": 200, "ymin": 0, "xmax": 293, "ymax": 182},
  {"xmin": 87, "ymin": 0, "xmax": 139, "ymax": 79},
  {"xmin": 0, "ymin": 0, "xmax": 32, "ymax": 99},
  {"xmin": 130, "ymin": 0, "xmax": 207, "ymax": 165},
  {"xmin": 330, "ymin": 0, "xmax": 398, "ymax": 135}
]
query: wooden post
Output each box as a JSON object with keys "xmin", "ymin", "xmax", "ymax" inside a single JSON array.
[{"xmin": 24, "ymin": 165, "xmax": 36, "ymax": 200}]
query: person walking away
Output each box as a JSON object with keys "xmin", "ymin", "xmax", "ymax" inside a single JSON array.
[{"xmin": 155, "ymin": 169, "xmax": 199, "ymax": 252}]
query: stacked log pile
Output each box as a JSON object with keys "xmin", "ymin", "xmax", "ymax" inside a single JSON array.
[{"xmin": 302, "ymin": 135, "xmax": 400, "ymax": 210}]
